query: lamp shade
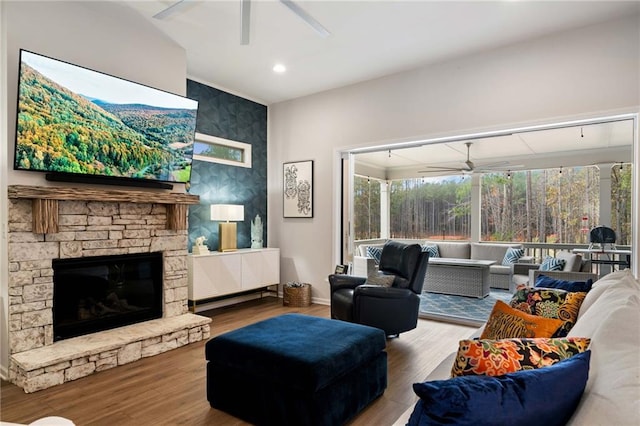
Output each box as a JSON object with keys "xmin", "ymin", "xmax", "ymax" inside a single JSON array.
[{"xmin": 210, "ymin": 204, "xmax": 244, "ymax": 222}]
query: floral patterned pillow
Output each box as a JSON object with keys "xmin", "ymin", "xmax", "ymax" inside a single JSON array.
[
  {"xmin": 481, "ymin": 300, "xmax": 563, "ymax": 340},
  {"xmin": 510, "ymin": 287, "xmax": 586, "ymax": 337},
  {"xmin": 451, "ymin": 337, "xmax": 591, "ymax": 377}
]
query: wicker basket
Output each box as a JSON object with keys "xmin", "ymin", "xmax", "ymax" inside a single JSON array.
[{"xmin": 283, "ymin": 283, "xmax": 312, "ymax": 307}]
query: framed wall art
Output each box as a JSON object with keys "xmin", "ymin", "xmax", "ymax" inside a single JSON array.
[
  {"xmin": 283, "ymin": 160, "xmax": 314, "ymax": 218},
  {"xmin": 334, "ymin": 264, "xmax": 349, "ymax": 275}
]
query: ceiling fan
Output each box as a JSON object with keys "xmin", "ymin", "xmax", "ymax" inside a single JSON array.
[
  {"xmin": 153, "ymin": 0, "xmax": 330, "ymax": 45},
  {"xmin": 418, "ymin": 142, "xmax": 522, "ymax": 175}
]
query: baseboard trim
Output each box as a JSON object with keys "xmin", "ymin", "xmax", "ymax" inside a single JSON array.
[
  {"xmin": 192, "ymin": 292, "xmax": 265, "ymax": 312},
  {"xmin": 311, "ymin": 297, "xmax": 329, "ymax": 306},
  {"xmin": 192, "ymin": 293, "xmax": 330, "ymax": 313},
  {"xmin": 0, "ymin": 364, "xmax": 9, "ymax": 381}
]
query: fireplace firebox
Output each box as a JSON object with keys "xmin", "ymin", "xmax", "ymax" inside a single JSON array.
[{"xmin": 53, "ymin": 252, "xmax": 163, "ymax": 341}]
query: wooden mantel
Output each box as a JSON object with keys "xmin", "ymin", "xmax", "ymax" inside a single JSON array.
[{"xmin": 8, "ymin": 185, "xmax": 200, "ymax": 233}]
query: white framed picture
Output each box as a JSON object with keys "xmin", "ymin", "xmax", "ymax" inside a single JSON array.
[{"xmin": 283, "ymin": 160, "xmax": 313, "ymax": 218}]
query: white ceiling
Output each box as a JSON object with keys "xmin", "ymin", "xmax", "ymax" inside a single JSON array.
[
  {"xmin": 353, "ymin": 118, "xmax": 634, "ymax": 179},
  {"xmin": 117, "ymin": 1, "xmax": 636, "ymax": 178},
  {"xmin": 121, "ymin": 0, "xmax": 639, "ymax": 105}
]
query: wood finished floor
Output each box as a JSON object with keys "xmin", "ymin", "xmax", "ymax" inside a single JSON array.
[{"xmin": 1, "ymin": 297, "xmax": 476, "ymax": 425}]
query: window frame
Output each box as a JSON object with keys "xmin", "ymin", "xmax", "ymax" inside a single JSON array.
[{"xmin": 192, "ymin": 132, "xmax": 252, "ymax": 168}]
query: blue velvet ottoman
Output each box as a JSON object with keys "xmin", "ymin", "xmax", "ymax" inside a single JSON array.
[{"xmin": 205, "ymin": 313, "xmax": 387, "ymax": 425}]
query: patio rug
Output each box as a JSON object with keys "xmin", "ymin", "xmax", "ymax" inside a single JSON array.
[{"xmin": 419, "ymin": 290, "xmax": 513, "ymax": 327}]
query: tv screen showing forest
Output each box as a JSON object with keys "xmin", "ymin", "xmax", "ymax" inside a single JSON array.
[{"xmin": 14, "ymin": 50, "xmax": 199, "ymax": 183}]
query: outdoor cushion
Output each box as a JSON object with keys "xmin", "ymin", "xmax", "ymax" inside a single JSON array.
[
  {"xmin": 433, "ymin": 242, "xmax": 471, "ymax": 259},
  {"xmin": 540, "ymin": 256, "xmax": 566, "ymax": 271},
  {"xmin": 503, "ymin": 247, "xmax": 525, "ymax": 265},
  {"xmin": 471, "ymin": 243, "xmax": 521, "ymax": 263},
  {"xmin": 421, "ymin": 244, "xmax": 440, "ymax": 258},
  {"xmin": 489, "ymin": 264, "xmax": 512, "ymax": 275},
  {"xmin": 367, "ymin": 246, "xmax": 383, "ymax": 264},
  {"xmin": 556, "ymin": 251, "xmax": 583, "ymax": 272}
]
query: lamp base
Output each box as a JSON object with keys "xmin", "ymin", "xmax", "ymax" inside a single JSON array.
[{"xmin": 218, "ymin": 222, "xmax": 238, "ymax": 252}]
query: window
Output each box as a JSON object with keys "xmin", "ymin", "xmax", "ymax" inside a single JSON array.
[
  {"xmin": 193, "ymin": 132, "xmax": 252, "ymax": 168},
  {"xmin": 612, "ymin": 163, "xmax": 632, "ymax": 245},
  {"xmin": 480, "ymin": 165, "xmax": 632, "ymax": 245},
  {"xmin": 353, "ymin": 167, "xmax": 631, "ymax": 247},
  {"xmin": 352, "ymin": 175, "xmax": 471, "ymax": 241},
  {"xmin": 353, "ymin": 175, "xmax": 380, "ymax": 240},
  {"xmin": 390, "ymin": 177, "xmax": 470, "ymax": 240}
]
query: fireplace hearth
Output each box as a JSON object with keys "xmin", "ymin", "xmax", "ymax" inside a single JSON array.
[
  {"xmin": 8, "ymin": 189, "xmax": 211, "ymax": 393},
  {"xmin": 53, "ymin": 252, "xmax": 163, "ymax": 341}
]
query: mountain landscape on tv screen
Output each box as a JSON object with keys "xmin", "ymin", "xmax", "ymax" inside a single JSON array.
[{"xmin": 15, "ymin": 63, "xmax": 196, "ymax": 183}]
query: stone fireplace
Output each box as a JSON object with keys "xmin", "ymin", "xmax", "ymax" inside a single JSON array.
[{"xmin": 7, "ymin": 185, "xmax": 211, "ymax": 393}]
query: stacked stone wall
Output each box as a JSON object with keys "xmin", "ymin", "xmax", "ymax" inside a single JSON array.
[{"xmin": 6, "ymin": 198, "xmax": 207, "ymax": 392}]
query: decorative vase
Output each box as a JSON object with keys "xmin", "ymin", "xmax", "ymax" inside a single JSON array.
[{"xmin": 251, "ymin": 214, "xmax": 263, "ymax": 249}]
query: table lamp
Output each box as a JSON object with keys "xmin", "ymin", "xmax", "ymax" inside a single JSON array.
[{"xmin": 210, "ymin": 204, "xmax": 244, "ymax": 252}]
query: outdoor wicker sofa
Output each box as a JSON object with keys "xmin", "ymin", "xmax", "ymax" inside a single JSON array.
[{"xmin": 355, "ymin": 240, "xmax": 534, "ymax": 293}]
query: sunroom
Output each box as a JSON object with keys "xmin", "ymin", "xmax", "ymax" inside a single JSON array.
[{"xmin": 340, "ymin": 115, "xmax": 635, "ymax": 286}]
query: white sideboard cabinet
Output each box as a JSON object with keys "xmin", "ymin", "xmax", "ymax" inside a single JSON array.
[{"xmin": 188, "ymin": 248, "xmax": 280, "ymax": 309}]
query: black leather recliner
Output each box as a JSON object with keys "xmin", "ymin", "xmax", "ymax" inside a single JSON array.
[{"xmin": 329, "ymin": 241, "xmax": 429, "ymax": 337}]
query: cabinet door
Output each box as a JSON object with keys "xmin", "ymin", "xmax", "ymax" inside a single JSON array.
[
  {"xmin": 261, "ymin": 249, "xmax": 280, "ymax": 285},
  {"xmin": 241, "ymin": 252, "xmax": 263, "ymax": 290},
  {"xmin": 240, "ymin": 250, "xmax": 280, "ymax": 290},
  {"xmin": 191, "ymin": 255, "xmax": 242, "ymax": 299}
]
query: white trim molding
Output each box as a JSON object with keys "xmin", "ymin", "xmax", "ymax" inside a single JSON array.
[{"xmin": 193, "ymin": 132, "xmax": 252, "ymax": 169}]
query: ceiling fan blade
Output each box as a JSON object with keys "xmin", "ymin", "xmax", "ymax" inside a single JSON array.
[
  {"xmin": 279, "ymin": 0, "xmax": 330, "ymax": 38},
  {"xmin": 153, "ymin": 0, "xmax": 195, "ymax": 20},
  {"xmin": 240, "ymin": 0, "xmax": 251, "ymax": 45},
  {"xmin": 476, "ymin": 164, "xmax": 526, "ymax": 172},
  {"xmin": 474, "ymin": 160, "xmax": 510, "ymax": 169},
  {"xmin": 418, "ymin": 167, "xmax": 464, "ymax": 173}
]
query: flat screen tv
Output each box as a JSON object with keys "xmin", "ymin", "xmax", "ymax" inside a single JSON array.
[{"xmin": 14, "ymin": 50, "xmax": 198, "ymax": 187}]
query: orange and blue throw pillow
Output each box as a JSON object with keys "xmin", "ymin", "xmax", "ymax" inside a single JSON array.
[
  {"xmin": 510, "ymin": 286, "xmax": 586, "ymax": 337},
  {"xmin": 451, "ymin": 337, "xmax": 591, "ymax": 377},
  {"xmin": 480, "ymin": 300, "xmax": 564, "ymax": 340}
]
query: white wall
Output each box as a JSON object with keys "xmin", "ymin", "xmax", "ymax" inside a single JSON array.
[
  {"xmin": 0, "ymin": 1, "xmax": 187, "ymax": 378},
  {"xmin": 0, "ymin": 0, "xmax": 9, "ymax": 384},
  {"xmin": 268, "ymin": 14, "xmax": 640, "ymax": 304}
]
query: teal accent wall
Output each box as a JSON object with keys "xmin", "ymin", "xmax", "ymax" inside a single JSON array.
[{"xmin": 186, "ymin": 80, "xmax": 267, "ymax": 251}]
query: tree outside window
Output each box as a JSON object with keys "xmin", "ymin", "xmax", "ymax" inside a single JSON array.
[
  {"xmin": 481, "ymin": 165, "xmax": 631, "ymax": 245},
  {"xmin": 353, "ymin": 165, "xmax": 631, "ymax": 246},
  {"xmin": 354, "ymin": 175, "xmax": 380, "ymax": 240},
  {"xmin": 390, "ymin": 177, "xmax": 471, "ymax": 240}
]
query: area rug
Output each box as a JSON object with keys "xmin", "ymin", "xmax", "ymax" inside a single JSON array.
[{"xmin": 419, "ymin": 290, "xmax": 513, "ymax": 327}]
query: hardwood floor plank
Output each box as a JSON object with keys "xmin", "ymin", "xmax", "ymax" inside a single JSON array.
[{"xmin": 1, "ymin": 297, "xmax": 475, "ymax": 425}]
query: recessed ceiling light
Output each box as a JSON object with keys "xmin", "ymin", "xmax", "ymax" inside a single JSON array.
[{"xmin": 273, "ymin": 64, "xmax": 286, "ymax": 73}]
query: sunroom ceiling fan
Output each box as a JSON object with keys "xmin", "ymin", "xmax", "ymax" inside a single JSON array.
[
  {"xmin": 153, "ymin": 0, "xmax": 330, "ymax": 45},
  {"xmin": 418, "ymin": 142, "xmax": 522, "ymax": 175}
]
